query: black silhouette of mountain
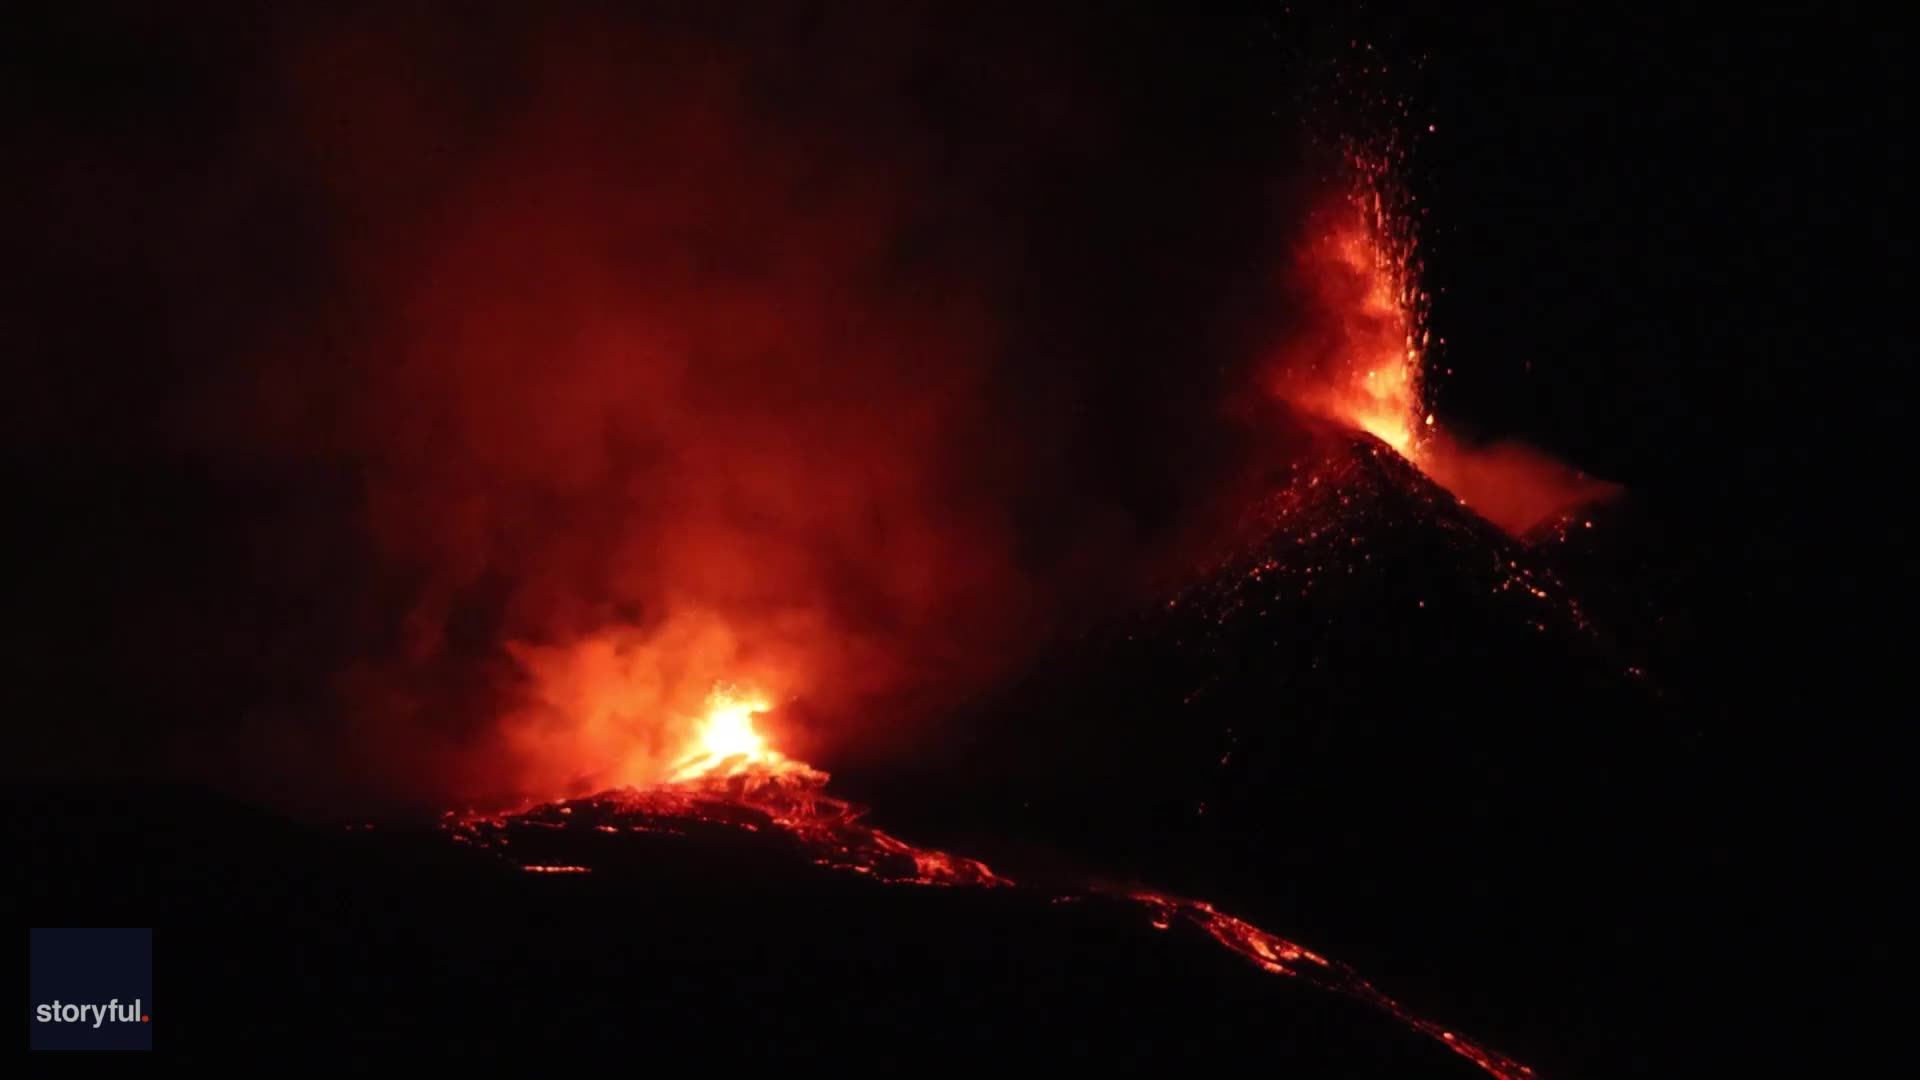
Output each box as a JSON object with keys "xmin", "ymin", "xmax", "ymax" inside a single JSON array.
[
  {"xmin": 17, "ymin": 779, "xmax": 1499, "ymax": 1075},
  {"xmin": 830, "ymin": 422, "xmax": 1726, "ymax": 1077},
  {"xmin": 9, "ymin": 423, "xmax": 1735, "ymax": 1076}
]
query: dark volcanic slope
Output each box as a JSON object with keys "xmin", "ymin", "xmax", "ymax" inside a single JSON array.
[
  {"xmin": 16, "ymin": 782, "xmax": 1486, "ymax": 1075},
  {"xmin": 859, "ymin": 428, "xmax": 1677, "ymax": 871},
  {"xmin": 840, "ymin": 428, "xmax": 1719, "ymax": 1078},
  {"xmin": 13, "ymin": 431, "xmax": 1722, "ymax": 1074}
]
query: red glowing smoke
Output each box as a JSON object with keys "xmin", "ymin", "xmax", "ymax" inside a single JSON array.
[
  {"xmin": 79, "ymin": 8, "xmax": 1300, "ymax": 810},
  {"xmin": 10, "ymin": 7, "xmax": 1616, "ymax": 810},
  {"xmin": 304, "ymin": 17, "xmax": 1084, "ymax": 802},
  {"xmin": 1418, "ymin": 434, "xmax": 1623, "ymax": 537}
]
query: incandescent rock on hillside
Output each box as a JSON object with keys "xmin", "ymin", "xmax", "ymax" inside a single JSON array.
[
  {"xmin": 15, "ymin": 780, "xmax": 1495, "ymax": 1075},
  {"xmin": 845, "ymin": 422, "xmax": 1706, "ymax": 1079}
]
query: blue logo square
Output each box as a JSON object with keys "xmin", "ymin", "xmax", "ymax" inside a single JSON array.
[{"xmin": 29, "ymin": 928, "xmax": 154, "ymax": 1051}]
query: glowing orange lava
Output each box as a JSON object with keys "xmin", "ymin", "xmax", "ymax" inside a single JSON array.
[
  {"xmin": 450, "ymin": 677, "xmax": 1536, "ymax": 1079},
  {"xmin": 667, "ymin": 687, "xmax": 798, "ymax": 782},
  {"xmin": 1272, "ymin": 149, "xmax": 1435, "ymax": 469},
  {"xmin": 464, "ymin": 678, "xmax": 1007, "ymax": 888},
  {"xmin": 1275, "ymin": 151, "xmax": 1621, "ymax": 539},
  {"xmin": 1132, "ymin": 893, "xmax": 1535, "ymax": 1080},
  {"xmin": 1302, "ymin": 207, "xmax": 1429, "ymax": 459}
]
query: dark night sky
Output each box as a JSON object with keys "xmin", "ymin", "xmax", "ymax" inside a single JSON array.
[
  {"xmin": 1402, "ymin": 11, "xmax": 1901, "ymax": 785},
  {"xmin": 3, "ymin": 3, "xmax": 1897, "ymax": 847}
]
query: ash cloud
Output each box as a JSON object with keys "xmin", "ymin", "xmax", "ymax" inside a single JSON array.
[
  {"xmin": 1420, "ymin": 435, "xmax": 1624, "ymax": 538},
  {"xmin": 9, "ymin": 7, "xmax": 1322, "ymax": 811}
]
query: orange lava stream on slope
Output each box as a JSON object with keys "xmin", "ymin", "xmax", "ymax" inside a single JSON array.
[
  {"xmin": 447, "ymin": 686, "xmax": 1535, "ymax": 1079},
  {"xmin": 1131, "ymin": 893, "xmax": 1534, "ymax": 1080}
]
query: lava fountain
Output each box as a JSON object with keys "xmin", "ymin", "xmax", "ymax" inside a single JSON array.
[
  {"xmin": 666, "ymin": 686, "xmax": 793, "ymax": 782},
  {"xmin": 1279, "ymin": 191, "xmax": 1432, "ymax": 461},
  {"xmin": 1273, "ymin": 148, "xmax": 1619, "ymax": 539}
]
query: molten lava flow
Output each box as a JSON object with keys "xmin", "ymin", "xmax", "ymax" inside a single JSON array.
[
  {"xmin": 1131, "ymin": 893, "xmax": 1535, "ymax": 1080},
  {"xmin": 446, "ymin": 678, "xmax": 1535, "ymax": 1078}
]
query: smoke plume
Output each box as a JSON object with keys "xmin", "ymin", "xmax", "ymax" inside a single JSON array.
[
  {"xmin": 5, "ymin": 7, "xmax": 1339, "ymax": 811},
  {"xmin": 9, "ymin": 6, "xmax": 1615, "ymax": 813}
]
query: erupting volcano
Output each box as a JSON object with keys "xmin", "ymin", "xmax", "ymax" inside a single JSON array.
[
  {"xmin": 1276, "ymin": 149, "xmax": 1434, "ymax": 462},
  {"xmin": 1273, "ymin": 145, "xmax": 1619, "ymax": 540},
  {"xmin": 17, "ymin": 5, "xmax": 1749, "ymax": 1074},
  {"xmin": 420, "ymin": 97, "xmax": 1629, "ymax": 1080},
  {"xmin": 666, "ymin": 688, "xmax": 793, "ymax": 783},
  {"xmin": 448, "ymin": 670, "xmax": 1532, "ymax": 1079}
]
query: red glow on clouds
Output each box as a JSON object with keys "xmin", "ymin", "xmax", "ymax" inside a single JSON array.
[
  {"xmin": 1419, "ymin": 434, "xmax": 1623, "ymax": 537},
  {"xmin": 171, "ymin": 11, "xmax": 1270, "ymax": 809},
  {"xmin": 329, "ymin": 32, "xmax": 1041, "ymax": 802},
  {"xmin": 70, "ymin": 8, "xmax": 1620, "ymax": 809}
]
